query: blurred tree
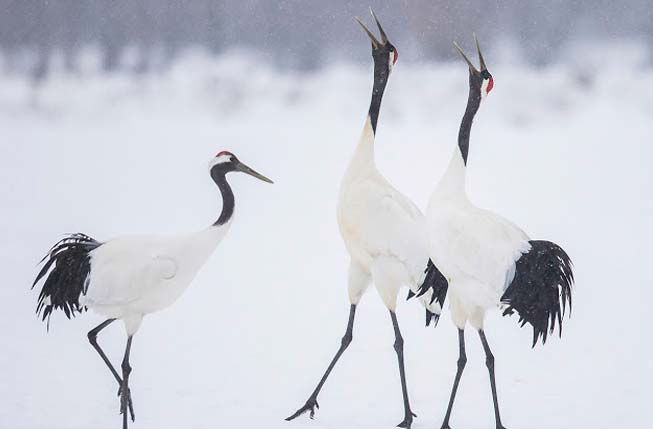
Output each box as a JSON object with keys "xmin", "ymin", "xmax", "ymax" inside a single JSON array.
[{"xmin": 0, "ymin": 0, "xmax": 651, "ymax": 79}]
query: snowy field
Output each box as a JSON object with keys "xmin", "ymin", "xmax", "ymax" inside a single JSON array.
[{"xmin": 1, "ymin": 46, "xmax": 652, "ymax": 428}]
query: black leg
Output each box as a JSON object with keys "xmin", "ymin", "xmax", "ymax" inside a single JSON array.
[
  {"xmin": 88, "ymin": 319, "xmax": 135, "ymax": 422},
  {"xmin": 285, "ymin": 304, "xmax": 357, "ymax": 421},
  {"xmin": 87, "ymin": 319, "xmax": 121, "ymax": 383},
  {"xmin": 441, "ymin": 329, "xmax": 466, "ymax": 429},
  {"xmin": 120, "ymin": 336, "xmax": 135, "ymax": 429},
  {"xmin": 390, "ymin": 311, "xmax": 417, "ymax": 429},
  {"xmin": 479, "ymin": 330, "xmax": 506, "ymax": 429}
]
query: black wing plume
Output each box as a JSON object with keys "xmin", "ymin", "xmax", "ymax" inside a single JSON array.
[
  {"xmin": 501, "ymin": 240, "xmax": 574, "ymax": 347},
  {"xmin": 409, "ymin": 259, "xmax": 449, "ymax": 328},
  {"xmin": 32, "ymin": 233, "xmax": 102, "ymax": 328}
]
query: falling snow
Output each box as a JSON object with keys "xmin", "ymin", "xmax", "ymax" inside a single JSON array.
[{"xmin": 1, "ymin": 42, "xmax": 651, "ymax": 428}]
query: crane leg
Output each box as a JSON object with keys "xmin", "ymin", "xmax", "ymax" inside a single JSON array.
[
  {"xmin": 478, "ymin": 330, "xmax": 507, "ymax": 429},
  {"xmin": 87, "ymin": 319, "xmax": 135, "ymax": 421},
  {"xmin": 120, "ymin": 336, "xmax": 135, "ymax": 429},
  {"xmin": 88, "ymin": 319, "xmax": 120, "ymax": 382},
  {"xmin": 440, "ymin": 329, "xmax": 466, "ymax": 429},
  {"xmin": 390, "ymin": 311, "xmax": 417, "ymax": 428},
  {"xmin": 285, "ymin": 304, "xmax": 357, "ymax": 421}
]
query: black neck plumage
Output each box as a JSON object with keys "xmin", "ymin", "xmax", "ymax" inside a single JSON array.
[
  {"xmin": 368, "ymin": 59, "xmax": 389, "ymax": 134},
  {"xmin": 211, "ymin": 170, "xmax": 235, "ymax": 226},
  {"xmin": 458, "ymin": 76, "xmax": 482, "ymax": 165}
]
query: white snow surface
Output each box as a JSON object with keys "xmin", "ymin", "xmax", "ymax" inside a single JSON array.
[{"xmin": 1, "ymin": 48, "xmax": 652, "ymax": 428}]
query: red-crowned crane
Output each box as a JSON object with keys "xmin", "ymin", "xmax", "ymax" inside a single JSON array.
[
  {"xmin": 286, "ymin": 10, "xmax": 447, "ymax": 429},
  {"xmin": 415, "ymin": 35, "xmax": 574, "ymax": 429},
  {"xmin": 32, "ymin": 151, "xmax": 272, "ymax": 429}
]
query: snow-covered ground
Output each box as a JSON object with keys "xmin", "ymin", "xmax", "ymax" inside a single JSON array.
[{"xmin": 1, "ymin": 47, "xmax": 651, "ymax": 428}]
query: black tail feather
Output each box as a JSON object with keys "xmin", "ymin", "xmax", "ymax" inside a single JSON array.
[
  {"xmin": 408, "ymin": 259, "xmax": 449, "ymax": 328},
  {"xmin": 32, "ymin": 233, "xmax": 101, "ymax": 328},
  {"xmin": 425, "ymin": 309, "xmax": 440, "ymax": 328},
  {"xmin": 501, "ymin": 240, "xmax": 574, "ymax": 347}
]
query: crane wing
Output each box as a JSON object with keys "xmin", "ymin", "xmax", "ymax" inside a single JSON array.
[
  {"xmin": 338, "ymin": 172, "xmax": 447, "ymax": 317},
  {"xmin": 377, "ymin": 188, "xmax": 430, "ymax": 282},
  {"xmin": 339, "ymin": 175, "xmax": 429, "ymax": 279},
  {"xmin": 85, "ymin": 236, "xmax": 180, "ymax": 306},
  {"xmin": 431, "ymin": 205, "xmax": 530, "ymax": 303},
  {"xmin": 152, "ymin": 254, "xmax": 178, "ymax": 280}
]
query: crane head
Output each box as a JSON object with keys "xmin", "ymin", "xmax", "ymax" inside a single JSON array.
[
  {"xmin": 354, "ymin": 8, "xmax": 398, "ymax": 74},
  {"xmin": 453, "ymin": 33, "xmax": 494, "ymax": 100},
  {"xmin": 209, "ymin": 151, "xmax": 273, "ymax": 184}
]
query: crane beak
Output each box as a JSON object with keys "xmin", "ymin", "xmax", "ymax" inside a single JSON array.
[
  {"xmin": 354, "ymin": 16, "xmax": 381, "ymax": 49},
  {"xmin": 370, "ymin": 8, "xmax": 389, "ymax": 45},
  {"xmin": 474, "ymin": 33, "xmax": 488, "ymax": 72},
  {"xmin": 237, "ymin": 161, "xmax": 274, "ymax": 184},
  {"xmin": 453, "ymin": 40, "xmax": 479, "ymax": 73}
]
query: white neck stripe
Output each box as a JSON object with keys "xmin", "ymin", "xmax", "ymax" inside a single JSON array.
[{"xmin": 208, "ymin": 155, "xmax": 232, "ymax": 170}]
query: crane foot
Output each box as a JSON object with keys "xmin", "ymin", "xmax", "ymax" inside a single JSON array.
[
  {"xmin": 118, "ymin": 385, "xmax": 135, "ymax": 422},
  {"xmin": 285, "ymin": 397, "xmax": 319, "ymax": 421},
  {"xmin": 396, "ymin": 410, "xmax": 417, "ymax": 428}
]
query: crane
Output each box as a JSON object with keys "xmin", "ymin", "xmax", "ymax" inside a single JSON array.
[
  {"xmin": 416, "ymin": 35, "xmax": 574, "ymax": 429},
  {"xmin": 286, "ymin": 10, "xmax": 447, "ymax": 429},
  {"xmin": 32, "ymin": 151, "xmax": 272, "ymax": 429}
]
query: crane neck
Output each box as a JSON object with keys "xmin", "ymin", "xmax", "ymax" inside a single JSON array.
[
  {"xmin": 436, "ymin": 147, "xmax": 468, "ymax": 199},
  {"xmin": 347, "ymin": 59, "xmax": 391, "ymax": 175},
  {"xmin": 211, "ymin": 170, "xmax": 235, "ymax": 226},
  {"xmin": 435, "ymin": 77, "xmax": 482, "ymax": 199},
  {"xmin": 368, "ymin": 59, "xmax": 390, "ymax": 135},
  {"xmin": 458, "ymin": 76, "xmax": 482, "ymax": 165}
]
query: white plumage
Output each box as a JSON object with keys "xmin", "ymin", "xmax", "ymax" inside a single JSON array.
[
  {"xmin": 82, "ymin": 227, "xmax": 230, "ymax": 335},
  {"xmin": 339, "ymin": 118, "xmax": 438, "ymax": 313},
  {"xmin": 426, "ymin": 149, "xmax": 530, "ymax": 328}
]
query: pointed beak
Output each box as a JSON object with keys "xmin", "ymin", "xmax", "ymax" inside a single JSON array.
[
  {"xmin": 370, "ymin": 8, "xmax": 389, "ymax": 45},
  {"xmin": 474, "ymin": 33, "xmax": 488, "ymax": 72},
  {"xmin": 236, "ymin": 161, "xmax": 273, "ymax": 184},
  {"xmin": 354, "ymin": 16, "xmax": 381, "ymax": 49},
  {"xmin": 453, "ymin": 40, "xmax": 479, "ymax": 73}
]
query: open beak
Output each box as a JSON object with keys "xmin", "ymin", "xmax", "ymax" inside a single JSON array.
[
  {"xmin": 474, "ymin": 33, "xmax": 488, "ymax": 71},
  {"xmin": 237, "ymin": 161, "xmax": 273, "ymax": 184},
  {"xmin": 453, "ymin": 40, "xmax": 479, "ymax": 73},
  {"xmin": 369, "ymin": 8, "xmax": 389, "ymax": 45},
  {"xmin": 354, "ymin": 16, "xmax": 381, "ymax": 49},
  {"xmin": 354, "ymin": 8, "xmax": 389, "ymax": 48},
  {"xmin": 453, "ymin": 33, "xmax": 487, "ymax": 73}
]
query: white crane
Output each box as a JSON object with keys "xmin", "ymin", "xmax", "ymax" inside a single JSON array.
[
  {"xmin": 286, "ymin": 10, "xmax": 447, "ymax": 429},
  {"xmin": 32, "ymin": 151, "xmax": 272, "ymax": 429},
  {"xmin": 417, "ymin": 35, "xmax": 574, "ymax": 429}
]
